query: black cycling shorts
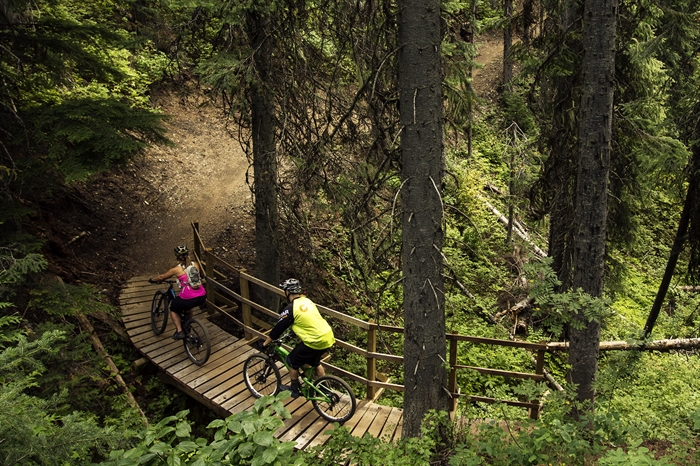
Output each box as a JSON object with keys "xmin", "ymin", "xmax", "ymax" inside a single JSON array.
[
  {"xmin": 170, "ymin": 295, "xmax": 206, "ymax": 318},
  {"xmin": 286, "ymin": 341, "xmax": 329, "ymax": 370}
]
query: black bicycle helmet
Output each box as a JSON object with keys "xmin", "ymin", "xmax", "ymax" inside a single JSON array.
[
  {"xmin": 174, "ymin": 245, "xmax": 189, "ymax": 257},
  {"xmin": 279, "ymin": 278, "xmax": 302, "ymax": 294}
]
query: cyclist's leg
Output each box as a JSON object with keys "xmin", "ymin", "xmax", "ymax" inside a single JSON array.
[
  {"xmin": 169, "ymin": 298, "xmax": 188, "ymax": 335},
  {"xmin": 286, "ymin": 343, "xmax": 310, "ymax": 379},
  {"xmin": 288, "ymin": 344, "xmax": 327, "ymax": 378},
  {"xmin": 309, "ymin": 349, "xmax": 328, "ymax": 378},
  {"xmin": 171, "ymin": 296, "xmax": 205, "ymax": 332}
]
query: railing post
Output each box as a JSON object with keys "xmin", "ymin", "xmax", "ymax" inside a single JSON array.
[
  {"xmin": 449, "ymin": 332, "xmax": 459, "ymax": 415},
  {"xmin": 530, "ymin": 346, "xmax": 546, "ymax": 419},
  {"xmin": 366, "ymin": 319, "xmax": 377, "ymax": 401},
  {"xmin": 203, "ymin": 249, "xmax": 216, "ymax": 315},
  {"xmin": 192, "ymin": 222, "xmax": 201, "ymax": 260},
  {"xmin": 240, "ymin": 271, "xmax": 252, "ymax": 340}
]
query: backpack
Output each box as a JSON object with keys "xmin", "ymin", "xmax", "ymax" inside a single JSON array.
[{"xmin": 184, "ymin": 262, "xmax": 202, "ymax": 289}]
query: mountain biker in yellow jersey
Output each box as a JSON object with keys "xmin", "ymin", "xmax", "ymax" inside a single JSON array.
[
  {"xmin": 263, "ymin": 278, "xmax": 335, "ymax": 398},
  {"xmin": 149, "ymin": 245, "xmax": 206, "ymax": 340}
]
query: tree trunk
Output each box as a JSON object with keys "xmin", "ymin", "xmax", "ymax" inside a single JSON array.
[
  {"xmin": 539, "ymin": 0, "xmax": 581, "ymax": 291},
  {"xmin": 398, "ymin": 0, "xmax": 450, "ymax": 438},
  {"xmin": 568, "ymin": 0, "xmax": 617, "ymax": 415},
  {"xmin": 247, "ymin": 11, "xmax": 280, "ymax": 309},
  {"xmin": 644, "ymin": 147, "xmax": 700, "ymax": 336}
]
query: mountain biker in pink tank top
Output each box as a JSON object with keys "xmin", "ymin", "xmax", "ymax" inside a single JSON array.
[{"xmin": 149, "ymin": 245, "xmax": 206, "ymax": 340}]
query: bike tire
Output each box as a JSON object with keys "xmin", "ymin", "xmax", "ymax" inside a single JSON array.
[
  {"xmin": 311, "ymin": 375, "xmax": 356, "ymax": 423},
  {"xmin": 243, "ymin": 354, "xmax": 281, "ymax": 398},
  {"xmin": 151, "ymin": 291, "xmax": 169, "ymax": 335},
  {"xmin": 183, "ymin": 317, "xmax": 210, "ymax": 365}
]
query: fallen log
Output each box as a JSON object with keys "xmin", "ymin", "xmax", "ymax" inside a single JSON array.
[
  {"xmin": 480, "ymin": 196, "xmax": 547, "ymax": 258},
  {"xmin": 546, "ymin": 337, "xmax": 700, "ymax": 352},
  {"xmin": 75, "ymin": 312, "xmax": 148, "ymax": 426},
  {"xmin": 91, "ymin": 311, "xmax": 129, "ymax": 340}
]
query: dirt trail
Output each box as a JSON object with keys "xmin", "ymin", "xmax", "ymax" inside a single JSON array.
[
  {"xmin": 128, "ymin": 90, "xmax": 252, "ymax": 275},
  {"xmin": 472, "ymin": 32, "xmax": 504, "ymax": 101},
  {"xmin": 50, "ymin": 36, "xmax": 503, "ymax": 299},
  {"xmin": 120, "ymin": 35, "xmax": 504, "ymax": 279}
]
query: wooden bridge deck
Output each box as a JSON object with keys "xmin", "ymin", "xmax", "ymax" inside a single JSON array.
[{"xmin": 120, "ymin": 276, "xmax": 403, "ymax": 449}]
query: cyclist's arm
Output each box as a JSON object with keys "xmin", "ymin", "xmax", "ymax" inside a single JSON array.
[
  {"xmin": 150, "ymin": 265, "xmax": 183, "ymax": 283},
  {"xmin": 264, "ymin": 306, "xmax": 294, "ymax": 346}
]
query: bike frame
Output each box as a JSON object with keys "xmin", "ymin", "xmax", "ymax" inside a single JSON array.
[{"xmin": 268, "ymin": 338, "xmax": 331, "ymax": 402}]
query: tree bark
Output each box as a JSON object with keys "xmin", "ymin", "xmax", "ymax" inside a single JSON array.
[
  {"xmin": 538, "ymin": 0, "xmax": 581, "ymax": 291},
  {"xmin": 398, "ymin": 0, "xmax": 450, "ymax": 438},
  {"xmin": 247, "ymin": 11, "xmax": 280, "ymax": 310},
  {"xmin": 568, "ymin": 0, "xmax": 617, "ymax": 415},
  {"xmin": 643, "ymin": 180, "xmax": 694, "ymax": 337}
]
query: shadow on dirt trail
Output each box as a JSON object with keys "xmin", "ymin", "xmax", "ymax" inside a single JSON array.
[{"xmin": 33, "ymin": 86, "xmax": 255, "ymax": 303}]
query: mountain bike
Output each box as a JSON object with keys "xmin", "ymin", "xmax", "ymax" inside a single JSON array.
[
  {"xmin": 243, "ymin": 334, "xmax": 356, "ymax": 423},
  {"xmin": 149, "ymin": 279, "xmax": 211, "ymax": 365}
]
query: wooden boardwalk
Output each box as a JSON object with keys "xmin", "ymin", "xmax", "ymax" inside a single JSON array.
[{"xmin": 120, "ymin": 276, "xmax": 403, "ymax": 449}]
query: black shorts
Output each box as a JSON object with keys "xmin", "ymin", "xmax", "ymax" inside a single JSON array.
[
  {"xmin": 170, "ymin": 295, "xmax": 206, "ymax": 318},
  {"xmin": 286, "ymin": 341, "xmax": 329, "ymax": 370}
]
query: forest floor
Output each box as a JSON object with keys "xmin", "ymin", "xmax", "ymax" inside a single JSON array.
[{"xmin": 34, "ymin": 33, "xmax": 504, "ymax": 305}]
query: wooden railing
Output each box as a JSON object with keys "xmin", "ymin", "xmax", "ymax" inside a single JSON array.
[{"xmin": 191, "ymin": 222, "xmax": 549, "ymax": 419}]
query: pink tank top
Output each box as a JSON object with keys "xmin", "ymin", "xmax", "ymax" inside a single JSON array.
[{"xmin": 177, "ymin": 271, "xmax": 206, "ymax": 299}]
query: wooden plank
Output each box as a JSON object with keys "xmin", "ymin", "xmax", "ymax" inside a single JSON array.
[
  {"xmin": 394, "ymin": 413, "xmax": 403, "ymax": 439},
  {"xmin": 290, "ymin": 415, "xmax": 331, "ymax": 450},
  {"xmin": 275, "ymin": 399, "xmax": 317, "ymax": 437},
  {"xmin": 121, "ymin": 303, "xmax": 152, "ymax": 316},
  {"xmin": 333, "ymin": 401, "xmax": 371, "ymax": 433},
  {"xmin": 378, "ymin": 407, "xmax": 403, "ymax": 442},
  {"xmin": 196, "ymin": 347, "xmax": 260, "ymax": 395},
  {"xmin": 350, "ymin": 403, "xmax": 380, "ymax": 438},
  {"xmin": 161, "ymin": 334, "xmax": 228, "ymax": 374},
  {"xmin": 171, "ymin": 337, "xmax": 244, "ymax": 380},
  {"xmin": 278, "ymin": 408, "xmax": 326, "ymax": 446},
  {"xmin": 220, "ymin": 390, "xmax": 258, "ymax": 412},
  {"xmin": 204, "ymin": 362, "xmax": 252, "ymax": 401},
  {"xmin": 304, "ymin": 421, "xmax": 336, "ymax": 449},
  {"xmin": 210, "ymin": 378, "xmax": 251, "ymax": 408},
  {"xmin": 366, "ymin": 405, "xmax": 391, "ymax": 439},
  {"xmin": 122, "ymin": 313, "xmax": 152, "ymax": 326},
  {"xmin": 120, "ymin": 289, "xmax": 157, "ymax": 301},
  {"xmin": 155, "ymin": 330, "xmax": 230, "ymax": 372},
  {"xmin": 184, "ymin": 346, "xmax": 255, "ymax": 391}
]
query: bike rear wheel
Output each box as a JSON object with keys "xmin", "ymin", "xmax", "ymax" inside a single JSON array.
[
  {"xmin": 183, "ymin": 317, "xmax": 210, "ymax": 365},
  {"xmin": 151, "ymin": 291, "xmax": 169, "ymax": 335},
  {"xmin": 243, "ymin": 354, "xmax": 281, "ymax": 398},
  {"xmin": 311, "ymin": 375, "xmax": 356, "ymax": 423}
]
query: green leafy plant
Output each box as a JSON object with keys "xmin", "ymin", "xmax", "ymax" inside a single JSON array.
[
  {"xmin": 0, "ymin": 320, "xmax": 125, "ymax": 465},
  {"xmin": 101, "ymin": 393, "xmax": 300, "ymax": 466},
  {"xmin": 525, "ymin": 257, "xmax": 611, "ymax": 336},
  {"xmin": 598, "ymin": 440, "xmax": 671, "ymax": 466}
]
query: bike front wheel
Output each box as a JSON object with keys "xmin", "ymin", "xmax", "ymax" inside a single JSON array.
[
  {"xmin": 151, "ymin": 291, "xmax": 169, "ymax": 335},
  {"xmin": 311, "ymin": 375, "xmax": 356, "ymax": 423},
  {"xmin": 183, "ymin": 317, "xmax": 210, "ymax": 365},
  {"xmin": 243, "ymin": 354, "xmax": 281, "ymax": 398}
]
